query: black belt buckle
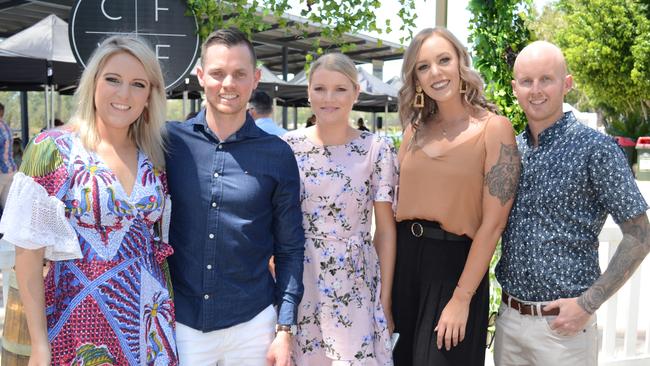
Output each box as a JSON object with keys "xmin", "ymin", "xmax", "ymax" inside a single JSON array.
[{"xmin": 410, "ymin": 222, "xmax": 424, "ymax": 237}]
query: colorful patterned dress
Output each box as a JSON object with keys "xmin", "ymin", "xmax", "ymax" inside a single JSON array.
[
  {"xmin": 9, "ymin": 129, "xmax": 178, "ymax": 365},
  {"xmin": 283, "ymin": 130, "xmax": 397, "ymax": 366}
]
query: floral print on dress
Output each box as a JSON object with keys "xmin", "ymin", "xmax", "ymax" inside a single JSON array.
[
  {"xmin": 283, "ymin": 130, "xmax": 397, "ymax": 366},
  {"xmin": 20, "ymin": 129, "xmax": 178, "ymax": 365}
]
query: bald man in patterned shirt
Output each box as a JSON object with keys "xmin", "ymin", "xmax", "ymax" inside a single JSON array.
[{"xmin": 494, "ymin": 41, "xmax": 650, "ymax": 366}]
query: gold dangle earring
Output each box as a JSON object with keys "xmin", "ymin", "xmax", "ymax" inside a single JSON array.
[
  {"xmin": 413, "ymin": 85, "xmax": 425, "ymax": 108},
  {"xmin": 459, "ymin": 80, "xmax": 467, "ymax": 94}
]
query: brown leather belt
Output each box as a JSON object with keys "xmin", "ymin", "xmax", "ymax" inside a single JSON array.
[{"xmin": 502, "ymin": 293, "xmax": 560, "ymax": 316}]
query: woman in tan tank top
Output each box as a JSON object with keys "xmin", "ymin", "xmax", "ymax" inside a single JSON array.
[{"xmin": 391, "ymin": 28, "xmax": 520, "ymax": 366}]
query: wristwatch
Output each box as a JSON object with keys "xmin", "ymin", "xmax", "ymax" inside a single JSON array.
[{"xmin": 275, "ymin": 324, "xmax": 297, "ymax": 335}]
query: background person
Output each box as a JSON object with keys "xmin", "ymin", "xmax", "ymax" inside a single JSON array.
[
  {"xmin": 249, "ymin": 90, "xmax": 287, "ymax": 136},
  {"xmin": 0, "ymin": 102, "xmax": 17, "ymax": 210},
  {"xmin": 392, "ymin": 27, "xmax": 519, "ymax": 366},
  {"xmin": 495, "ymin": 40, "xmax": 650, "ymax": 366},
  {"xmin": 284, "ymin": 53, "xmax": 397, "ymax": 366},
  {"xmin": 165, "ymin": 28, "xmax": 304, "ymax": 366},
  {"xmin": 0, "ymin": 35, "xmax": 177, "ymax": 365},
  {"xmin": 356, "ymin": 117, "xmax": 370, "ymax": 132},
  {"xmin": 305, "ymin": 114, "xmax": 316, "ymax": 128}
]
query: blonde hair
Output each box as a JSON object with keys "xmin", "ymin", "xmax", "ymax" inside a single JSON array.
[
  {"xmin": 399, "ymin": 28, "xmax": 497, "ymax": 133},
  {"xmin": 308, "ymin": 53, "xmax": 359, "ymax": 91},
  {"xmin": 70, "ymin": 35, "xmax": 167, "ymax": 169}
]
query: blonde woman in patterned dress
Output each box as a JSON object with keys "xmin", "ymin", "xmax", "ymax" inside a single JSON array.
[
  {"xmin": 0, "ymin": 36, "xmax": 177, "ymax": 365},
  {"xmin": 283, "ymin": 53, "xmax": 398, "ymax": 366}
]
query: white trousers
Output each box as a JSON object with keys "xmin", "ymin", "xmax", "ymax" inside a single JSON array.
[
  {"xmin": 494, "ymin": 302, "xmax": 598, "ymax": 366},
  {"xmin": 176, "ymin": 305, "xmax": 276, "ymax": 366}
]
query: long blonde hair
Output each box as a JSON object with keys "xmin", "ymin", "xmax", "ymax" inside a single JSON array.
[
  {"xmin": 70, "ymin": 35, "xmax": 167, "ymax": 169},
  {"xmin": 399, "ymin": 28, "xmax": 497, "ymax": 134}
]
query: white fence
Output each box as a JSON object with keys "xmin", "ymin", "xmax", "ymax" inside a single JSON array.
[{"xmin": 598, "ymin": 201, "xmax": 650, "ymax": 365}]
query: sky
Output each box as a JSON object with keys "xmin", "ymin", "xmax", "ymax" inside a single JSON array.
[{"xmin": 344, "ymin": 0, "xmax": 554, "ymax": 82}]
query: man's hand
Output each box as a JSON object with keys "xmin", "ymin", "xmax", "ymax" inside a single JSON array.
[
  {"xmin": 543, "ymin": 297, "xmax": 591, "ymax": 337},
  {"xmin": 266, "ymin": 331, "xmax": 292, "ymax": 366}
]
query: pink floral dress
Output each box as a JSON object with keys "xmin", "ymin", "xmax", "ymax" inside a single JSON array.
[{"xmin": 283, "ymin": 130, "xmax": 397, "ymax": 366}]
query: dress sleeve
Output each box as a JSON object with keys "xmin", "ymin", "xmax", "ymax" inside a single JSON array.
[
  {"xmin": 371, "ymin": 136, "xmax": 398, "ymax": 203},
  {"xmin": 0, "ymin": 133, "xmax": 81, "ymax": 261}
]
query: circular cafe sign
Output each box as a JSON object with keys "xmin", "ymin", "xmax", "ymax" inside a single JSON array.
[{"xmin": 69, "ymin": 0, "xmax": 200, "ymax": 90}]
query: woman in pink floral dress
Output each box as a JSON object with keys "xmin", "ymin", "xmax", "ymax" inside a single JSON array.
[{"xmin": 283, "ymin": 53, "xmax": 397, "ymax": 365}]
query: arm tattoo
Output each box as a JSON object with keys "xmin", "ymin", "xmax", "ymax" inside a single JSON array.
[
  {"xmin": 484, "ymin": 143, "xmax": 521, "ymax": 205},
  {"xmin": 578, "ymin": 214, "xmax": 650, "ymax": 314}
]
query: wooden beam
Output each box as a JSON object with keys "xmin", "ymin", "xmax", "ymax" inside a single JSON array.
[
  {"xmin": 275, "ymin": 31, "xmax": 321, "ymax": 42},
  {"xmin": 436, "ymin": 0, "xmax": 447, "ymax": 27}
]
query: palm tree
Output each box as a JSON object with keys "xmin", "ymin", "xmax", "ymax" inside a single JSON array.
[{"xmin": 143, "ymin": 291, "xmax": 177, "ymax": 365}]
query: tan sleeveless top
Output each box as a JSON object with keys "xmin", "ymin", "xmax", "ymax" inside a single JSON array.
[{"xmin": 396, "ymin": 119, "xmax": 490, "ymax": 239}]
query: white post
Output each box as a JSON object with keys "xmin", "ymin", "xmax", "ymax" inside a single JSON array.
[
  {"xmin": 624, "ymin": 268, "xmax": 641, "ymax": 357},
  {"xmin": 603, "ymin": 240, "xmax": 618, "ymax": 358},
  {"xmin": 0, "ymin": 239, "xmax": 15, "ymax": 310}
]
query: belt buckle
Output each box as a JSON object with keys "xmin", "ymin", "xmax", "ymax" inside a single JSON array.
[{"xmin": 410, "ymin": 222, "xmax": 424, "ymax": 237}]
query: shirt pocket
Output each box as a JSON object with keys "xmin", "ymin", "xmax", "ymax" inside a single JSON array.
[{"xmin": 221, "ymin": 161, "xmax": 276, "ymax": 218}]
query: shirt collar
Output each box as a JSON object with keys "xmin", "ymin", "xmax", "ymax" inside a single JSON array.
[
  {"xmin": 255, "ymin": 117, "xmax": 274, "ymax": 125},
  {"xmin": 523, "ymin": 111, "xmax": 576, "ymax": 147},
  {"xmin": 190, "ymin": 109, "xmax": 262, "ymax": 142}
]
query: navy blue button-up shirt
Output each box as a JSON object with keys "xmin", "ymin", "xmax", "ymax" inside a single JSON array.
[
  {"xmin": 165, "ymin": 110, "xmax": 305, "ymax": 331},
  {"xmin": 497, "ymin": 112, "xmax": 648, "ymax": 301}
]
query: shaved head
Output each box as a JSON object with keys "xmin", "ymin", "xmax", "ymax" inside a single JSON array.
[
  {"xmin": 514, "ymin": 41, "xmax": 568, "ymax": 77},
  {"xmin": 511, "ymin": 41, "xmax": 573, "ymax": 134}
]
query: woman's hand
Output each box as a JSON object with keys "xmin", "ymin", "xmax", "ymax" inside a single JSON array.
[
  {"xmin": 381, "ymin": 294, "xmax": 395, "ymax": 335},
  {"xmin": 28, "ymin": 341, "xmax": 51, "ymax": 366},
  {"xmin": 434, "ymin": 288, "xmax": 472, "ymax": 351}
]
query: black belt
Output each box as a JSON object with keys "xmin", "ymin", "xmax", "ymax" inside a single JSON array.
[{"xmin": 406, "ymin": 221, "xmax": 469, "ymax": 242}]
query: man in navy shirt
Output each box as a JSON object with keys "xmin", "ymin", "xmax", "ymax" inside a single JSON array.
[
  {"xmin": 165, "ymin": 28, "xmax": 304, "ymax": 365},
  {"xmin": 495, "ymin": 41, "xmax": 650, "ymax": 365}
]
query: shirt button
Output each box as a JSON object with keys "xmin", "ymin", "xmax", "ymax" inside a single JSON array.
[
  {"xmin": 209, "ymin": 233, "xmax": 215, "ymax": 239},
  {"xmin": 211, "ymin": 202, "xmax": 217, "ymax": 208},
  {"xmin": 204, "ymin": 294, "xmax": 210, "ymax": 300},
  {"xmin": 206, "ymin": 264, "xmax": 212, "ymax": 270},
  {"xmin": 213, "ymin": 172, "xmax": 219, "ymax": 178},
  {"xmin": 218, "ymin": 144, "xmax": 223, "ymax": 149}
]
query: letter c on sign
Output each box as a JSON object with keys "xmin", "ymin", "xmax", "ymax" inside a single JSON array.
[{"xmin": 101, "ymin": 0, "xmax": 122, "ymax": 20}]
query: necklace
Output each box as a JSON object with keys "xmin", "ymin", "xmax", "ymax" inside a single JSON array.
[{"xmin": 436, "ymin": 114, "xmax": 470, "ymax": 137}]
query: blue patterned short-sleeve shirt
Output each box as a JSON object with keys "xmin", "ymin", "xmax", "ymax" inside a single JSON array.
[{"xmin": 497, "ymin": 112, "xmax": 648, "ymax": 301}]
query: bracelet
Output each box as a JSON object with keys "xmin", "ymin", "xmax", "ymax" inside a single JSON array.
[{"xmin": 456, "ymin": 284, "xmax": 476, "ymax": 297}]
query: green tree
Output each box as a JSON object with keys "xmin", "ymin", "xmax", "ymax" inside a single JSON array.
[
  {"xmin": 468, "ymin": 0, "xmax": 535, "ymax": 133},
  {"xmin": 527, "ymin": 3, "xmax": 595, "ymax": 113},
  {"xmin": 186, "ymin": 0, "xmax": 417, "ymax": 57},
  {"xmin": 555, "ymin": 0, "xmax": 650, "ymax": 125},
  {"xmin": 467, "ymin": 0, "xmax": 535, "ymax": 337}
]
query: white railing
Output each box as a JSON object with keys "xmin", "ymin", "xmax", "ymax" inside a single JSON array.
[{"xmin": 597, "ymin": 182, "xmax": 650, "ymax": 365}]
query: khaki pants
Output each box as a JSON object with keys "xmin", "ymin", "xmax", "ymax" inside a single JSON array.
[{"xmin": 494, "ymin": 302, "xmax": 598, "ymax": 366}]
